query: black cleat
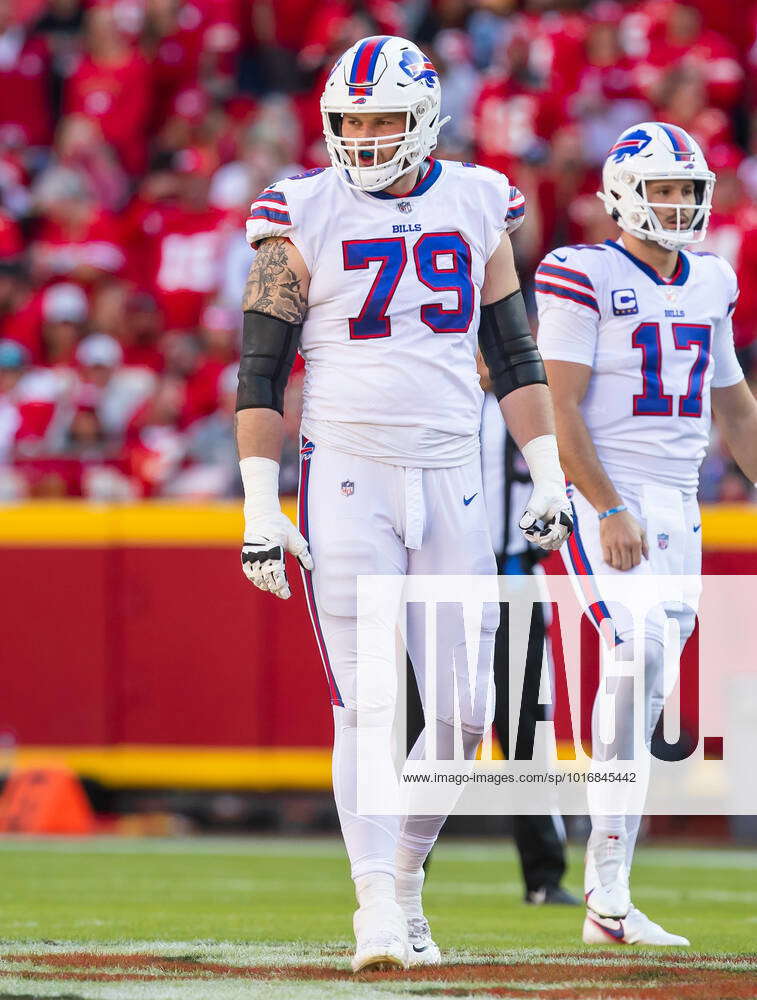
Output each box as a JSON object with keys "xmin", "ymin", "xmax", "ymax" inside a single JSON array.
[{"xmin": 525, "ymin": 885, "xmax": 581, "ymax": 906}]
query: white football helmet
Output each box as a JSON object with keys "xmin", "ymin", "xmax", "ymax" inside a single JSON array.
[
  {"xmin": 321, "ymin": 35, "xmax": 449, "ymax": 192},
  {"xmin": 598, "ymin": 122, "xmax": 715, "ymax": 250}
]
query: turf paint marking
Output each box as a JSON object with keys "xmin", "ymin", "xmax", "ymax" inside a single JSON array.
[{"xmin": 1, "ymin": 951, "xmax": 756, "ymax": 1000}]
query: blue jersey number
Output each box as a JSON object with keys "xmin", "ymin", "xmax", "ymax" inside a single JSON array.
[
  {"xmin": 342, "ymin": 239, "xmax": 407, "ymax": 339},
  {"xmin": 632, "ymin": 322, "xmax": 711, "ymax": 418},
  {"xmin": 342, "ymin": 233, "xmax": 474, "ymax": 340}
]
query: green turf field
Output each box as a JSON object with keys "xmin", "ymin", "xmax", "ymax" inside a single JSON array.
[{"xmin": 0, "ymin": 836, "xmax": 755, "ymax": 999}]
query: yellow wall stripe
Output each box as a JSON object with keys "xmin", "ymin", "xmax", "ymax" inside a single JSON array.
[
  {"xmin": 12, "ymin": 746, "xmax": 332, "ymax": 790},
  {"xmin": 0, "ymin": 501, "xmax": 754, "ymax": 547}
]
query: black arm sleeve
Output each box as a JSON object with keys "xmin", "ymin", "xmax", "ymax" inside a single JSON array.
[
  {"xmin": 478, "ymin": 289, "xmax": 547, "ymax": 401},
  {"xmin": 236, "ymin": 309, "xmax": 302, "ymax": 416}
]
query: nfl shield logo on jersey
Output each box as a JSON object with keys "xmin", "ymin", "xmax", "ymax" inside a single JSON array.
[
  {"xmin": 657, "ymin": 532, "xmax": 669, "ymax": 550},
  {"xmin": 341, "ymin": 480, "xmax": 354, "ymax": 497},
  {"xmin": 397, "ymin": 201, "xmax": 412, "ymax": 214}
]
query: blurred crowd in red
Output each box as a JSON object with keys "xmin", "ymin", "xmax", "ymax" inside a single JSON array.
[{"xmin": 0, "ymin": 0, "xmax": 755, "ymax": 501}]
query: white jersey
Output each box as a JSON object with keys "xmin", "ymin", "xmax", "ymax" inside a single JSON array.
[
  {"xmin": 246, "ymin": 159, "xmax": 525, "ymax": 467},
  {"xmin": 535, "ymin": 239, "xmax": 744, "ymax": 493}
]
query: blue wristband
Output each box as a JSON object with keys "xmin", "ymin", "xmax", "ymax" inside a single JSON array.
[{"xmin": 598, "ymin": 505, "xmax": 627, "ymax": 520}]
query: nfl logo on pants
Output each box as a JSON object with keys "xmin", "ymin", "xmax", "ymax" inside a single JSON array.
[
  {"xmin": 657, "ymin": 532, "xmax": 669, "ymax": 550},
  {"xmin": 341, "ymin": 480, "xmax": 354, "ymax": 497}
]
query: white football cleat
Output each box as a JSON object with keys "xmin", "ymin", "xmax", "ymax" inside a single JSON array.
[
  {"xmin": 407, "ymin": 916, "xmax": 442, "ymax": 967},
  {"xmin": 396, "ymin": 867, "xmax": 442, "ymax": 966},
  {"xmin": 585, "ymin": 832, "xmax": 631, "ymax": 918},
  {"xmin": 351, "ymin": 899, "xmax": 409, "ymax": 973},
  {"xmin": 583, "ymin": 905, "xmax": 690, "ymax": 946}
]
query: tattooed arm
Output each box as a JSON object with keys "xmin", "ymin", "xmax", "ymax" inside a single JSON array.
[
  {"xmin": 236, "ymin": 238, "xmax": 310, "ymax": 461},
  {"xmin": 241, "ymin": 237, "xmax": 310, "ymax": 321}
]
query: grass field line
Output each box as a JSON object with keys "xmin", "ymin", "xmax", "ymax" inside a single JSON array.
[
  {"xmin": 0, "ymin": 837, "xmax": 755, "ymax": 870},
  {"xmin": 0, "ymin": 942, "xmax": 753, "ymax": 971}
]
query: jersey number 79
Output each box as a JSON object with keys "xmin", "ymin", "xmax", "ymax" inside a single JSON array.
[{"xmin": 342, "ymin": 232, "xmax": 474, "ymax": 339}]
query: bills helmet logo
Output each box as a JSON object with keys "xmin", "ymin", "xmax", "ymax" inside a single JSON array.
[
  {"xmin": 609, "ymin": 128, "xmax": 652, "ymax": 163},
  {"xmin": 398, "ymin": 49, "xmax": 438, "ymax": 88}
]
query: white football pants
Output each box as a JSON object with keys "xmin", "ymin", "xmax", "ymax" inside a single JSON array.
[
  {"xmin": 297, "ymin": 436, "xmax": 498, "ymax": 881},
  {"xmin": 562, "ymin": 480, "xmax": 702, "ymax": 874}
]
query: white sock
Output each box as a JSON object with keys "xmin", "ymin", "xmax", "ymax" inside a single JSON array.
[
  {"xmin": 395, "ymin": 845, "xmax": 425, "ymax": 920},
  {"xmin": 625, "ymin": 814, "xmax": 642, "ymax": 869},
  {"xmin": 588, "ymin": 829, "xmax": 628, "ymax": 887},
  {"xmin": 355, "ymin": 872, "xmax": 395, "ymax": 909}
]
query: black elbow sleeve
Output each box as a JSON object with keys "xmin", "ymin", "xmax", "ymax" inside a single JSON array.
[
  {"xmin": 478, "ymin": 289, "xmax": 547, "ymax": 400},
  {"xmin": 236, "ymin": 309, "xmax": 302, "ymax": 416}
]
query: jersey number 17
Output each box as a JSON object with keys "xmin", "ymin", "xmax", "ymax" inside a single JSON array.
[{"xmin": 632, "ymin": 322, "xmax": 711, "ymax": 418}]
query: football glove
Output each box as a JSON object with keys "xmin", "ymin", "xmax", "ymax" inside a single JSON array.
[
  {"xmin": 519, "ymin": 434, "xmax": 573, "ymax": 551},
  {"xmin": 240, "ymin": 456, "xmax": 313, "ymax": 600},
  {"xmin": 519, "ymin": 491, "xmax": 574, "ymax": 551}
]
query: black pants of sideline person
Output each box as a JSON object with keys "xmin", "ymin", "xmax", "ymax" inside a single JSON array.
[{"xmin": 492, "ymin": 588, "xmax": 567, "ymax": 897}]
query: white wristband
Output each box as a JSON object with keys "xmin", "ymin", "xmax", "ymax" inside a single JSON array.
[
  {"xmin": 239, "ymin": 456, "xmax": 281, "ymax": 524},
  {"xmin": 520, "ymin": 434, "xmax": 564, "ymax": 491}
]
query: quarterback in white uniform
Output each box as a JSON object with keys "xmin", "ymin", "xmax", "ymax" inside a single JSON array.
[
  {"xmin": 235, "ymin": 35, "xmax": 572, "ymax": 972},
  {"xmin": 537, "ymin": 122, "xmax": 757, "ymax": 946}
]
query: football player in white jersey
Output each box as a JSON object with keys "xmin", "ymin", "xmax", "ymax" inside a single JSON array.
[
  {"xmin": 537, "ymin": 122, "xmax": 757, "ymax": 947},
  {"xmin": 235, "ymin": 35, "xmax": 572, "ymax": 972}
]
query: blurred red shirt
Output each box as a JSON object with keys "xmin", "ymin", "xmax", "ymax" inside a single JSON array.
[
  {"xmin": 33, "ymin": 210, "xmax": 126, "ymax": 286},
  {"xmin": 0, "ymin": 31, "xmax": 52, "ymax": 147},
  {"xmin": 472, "ymin": 76, "xmax": 564, "ymax": 178},
  {"xmin": 65, "ymin": 48, "xmax": 152, "ymax": 174},
  {"xmin": 636, "ymin": 27, "xmax": 744, "ymax": 109},
  {"xmin": 139, "ymin": 204, "xmax": 232, "ymax": 331}
]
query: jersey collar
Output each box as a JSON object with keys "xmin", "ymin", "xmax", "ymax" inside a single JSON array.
[
  {"xmin": 603, "ymin": 239, "xmax": 690, "ymax": 286},
  {"xmin": 368, "ymin": 158, "xmax": 442, "ymax": 200}
]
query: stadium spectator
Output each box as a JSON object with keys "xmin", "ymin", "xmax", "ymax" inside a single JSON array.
[
  {"xmin": 634, "ymin": 1, "xmax": 744, "ymax": 111},
  {"xmin": 133, "ymin": 148, "xmax": 231, "ymax": 331},
  {"xmin": 0, "ymin": 0, "xmax": 53, "ymax": 150},
  {"xmin": 64, "ymin": 3, "xmax": 152, "ymax": 175},
  {"xmin": 73, "ymin": 332, "xmax": 157, "ymax": 439},
  {"xmin": 569, "ymin": 8, "xmax": 650, "ymax": 166},
  {"xmin": 54, "ymin": 114, "xmax": 129, "ymax": 212},
  {"xmin": 30, "ymin": 166, "xmax": 126, "ymax": 289},
  {"xmin": 0, "ymin": 339, "xmax": 28, "ymax": 463},
  {"xmin": 121, "ymin": 373, "xmax": 188, "ymax": 496},
  {"xmin": 40, "ymin": 282, "xmax": 89, "ymax": 366},
  {"xmin": 471, "ymin": 27, "xmax": 564, "ymax": 178},
  {"xmin": 168, "ymin": 359, "xmax": 239, "ymax": 497}
]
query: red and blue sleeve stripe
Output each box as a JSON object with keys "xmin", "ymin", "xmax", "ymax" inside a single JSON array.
[
  {"xmin": 535, "ymin": 260, "xmax": 598, "ymax": 312},
  {"xmin": 348, "ymin": 35, "xmax": 392, "ymax": 95},
  {"xmin": 535, "ymin": 281, "xmax": 599, "ymax": 313},
  {"xmin": 506, "ymin": 185, "xmax": 526, "ymax": 222},
  {"xmin": 537, "ymin": 262, "xmax": 595, "ymax": 290},
  {"xmin": 249, "ymin": 189, "xmax": 291, "ymax": 226}
]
